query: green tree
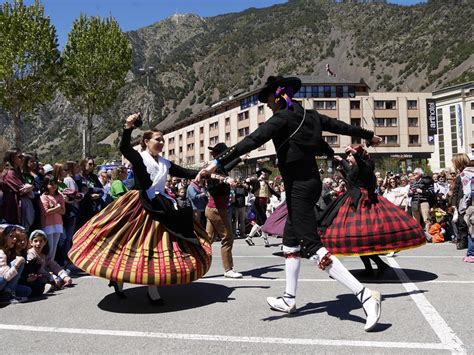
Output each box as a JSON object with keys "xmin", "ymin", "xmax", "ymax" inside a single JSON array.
[
  {"xmin": 0, "ymin": 0, "xmax": 60, "ymax": 148},
  {"xmin": 60, "ymin": 14, "xmax": 131, "ymax": 157}
]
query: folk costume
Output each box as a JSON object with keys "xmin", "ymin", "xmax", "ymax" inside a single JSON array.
[
  {"xmin": 210, "ymin": 75, "xmax": 382, "ymax": 331},
  {"xmin": 319, "ymin": 147, "xmax": 426, "ymax": 257},
  {"xmin": 68, "ymin": 126, "xmax": 212, "ymax": 302}
]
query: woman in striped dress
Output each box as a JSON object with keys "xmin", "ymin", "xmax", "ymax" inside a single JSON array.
[{"xmin": 68, "ymin": 113, "xmax": 212, "ymax": 304}]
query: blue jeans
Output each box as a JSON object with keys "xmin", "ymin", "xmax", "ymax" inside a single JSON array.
[
  {"xmin": 0, "ymin": 261, "xmax": 31, "ymax": 298},
  {"xmin": 467, "ymin": 234, "xmax": 474, "ymax": 257}
]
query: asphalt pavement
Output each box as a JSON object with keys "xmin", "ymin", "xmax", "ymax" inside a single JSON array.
[{"xmin": 0, "ymin": 237, "xmax": 472, "ymax": 354}]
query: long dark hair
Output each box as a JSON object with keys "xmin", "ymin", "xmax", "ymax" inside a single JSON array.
[
  {"xmin": 2, "ymin": 148, "xmax": 22, "ymax": 169},
  {"xmin": 0, "ymin": 225, "xmax": 14, "ymax": 254},
  {"xmin": 40, "ymin": 175, "xmax": 58, "ymax": 195},
  {"xmin": 140, "ymin": 129, "xmax": 163, "ymax": 150}
]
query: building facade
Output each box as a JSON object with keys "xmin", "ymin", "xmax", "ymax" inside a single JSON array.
[
  {"xmin": 429, "ymin": 81, "xmax": 474, "ymax": 172},
  {"xmin": 162, "ymin": 76, "xmax": 435, "ymax": 176}
]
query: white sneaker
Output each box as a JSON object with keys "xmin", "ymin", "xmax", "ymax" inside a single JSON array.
[
  {"xmin": 43, "ymin": 284, "xmax": 54, "ymax": 294},
  {"xmin": 267, "ymin": 296, "xmax": 296, "ymax": 314},
  {"xmin": 362, "ymin": 290, "xmax": 382, "ymax": 332},
  {"xmin": 9, "ymin": 296, "xmax": 28, "ymax": 304},
  {"xmin": 224, "ymin": 269, "xmax": 243, "ymax": 278},
  {"xmin": 386, "ymin": 252, "xmax": 396, "ymax": 257}
]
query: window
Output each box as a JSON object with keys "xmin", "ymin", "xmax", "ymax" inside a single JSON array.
[
  {"xmin": 323, "ymin": 86, "xmax": 331, "ymax": 98},
  {"xmin": 386, "ymin": 118, "xmax": 397, "ymax": 127},
  {"xmin": 258, "ymin": 106, "xmax": 265, "ymax": 115},
  {"xmin": 350, "ymin": 101, "xmax": 361, "ymax": 109},
  {"xmin": 186, "ymin": 131, "xmax": 194, "ymax": 138},
  {"xmin": 314, "ymin": 101, "xmax": 325, "ymax": 110},
  {"xmin": 209, "ymin": 136, "xmax": 219, "ymax": 145},
  {"xmin": 200, "ymin": 154, "xmax": 204, "ymax": 161},
  {"xmin": 179, "ymin": 147, "xmax": 183, "ymax": 153},
  {"xmin": 186, "ymin": 156, "xmax": 195, "ymax": 164},
  {"xmin": 178, "ymin": 134, "xmax": 182, "ymax": 142},
  {"xmin": 225, "ymin": 117, "xmax": 230, "ymax": 126},
  {"xmin": 186, "ymin": 143, "xmax": 194, "ymax": 151},
  {"xmin": 209, "ymin": 122, "xmax": 219, "ymax": 130},
  {"xmin": 199, "ymin": 127, "xmax": 204, "ymax": 134},
  {"xmin": 471, "ymin": 102, "xmax": 474, "ymax": 110},
  {"xmin": 374, "ymin": 100, "xmax": 396, "ymax": 109},
  {"xmin": 409, "ymin": 135, "xmax": 419, "ymax": 145},
  {"xmin": 351, "ymin": 137, "xmax": 361, "ymax": 144},
  {"xmin": 324, "ymin": 136, "xmax": 338, "ymax": 145},
  {"xmin": 238, "ymin": 111, "xmax": 249, "ymax": 121},
  {"xmin": 375, "ymin": 118, "xmax": 385, "ymax": 127},
  {"xmin": 240, "ymin": 94, "xmax": 258, "ymax": 109},
  {"xmin": 380, "ymin": 135, "xmax": 398, "ymax": 145},
  {"xmin": 351, "ymin": 118, "xmax": 361, "ymax": 127},
  {"xmin": 200, "ymin": 140, "xmax": 204, "ymax": 147},
  {"xmin": 408, "ymin": 117, "xmax": 418, "ymax": 127},
  {"xmin": 238, "ymin": 127, "xmax": 250, "ymax": 137},
  {"xmin": 169, "ymin": 137, "xmax": 175, "ymax": 144},
  {"xmin": 168, "ymin": 149, "xmax": 175, "ymax": 156},
  {"xmin": 225, "ymin": 132, "xmax": 230, "ymax": 141},
  {"xmin": 407, "ymin": 100, "xmax": 418, "ymax": 109},
  {"xmin": 375, "ymin": 118, "xmax": 397, "ymax": 127},
  {"xmin": 313, "ymin": 101, "xmax": 336, "ymax": 110}
]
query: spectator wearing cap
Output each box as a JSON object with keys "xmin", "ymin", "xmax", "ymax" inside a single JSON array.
[
  {"xmin": 205, "ymin": 143, "xmax": 243, "ymax": 278},
  {"xmin": 43, "ymin": 164, "xmax": 54, "ymax": 175}
]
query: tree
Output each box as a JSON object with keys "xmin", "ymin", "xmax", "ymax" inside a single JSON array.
[
  {"xmin": 0, "ymin": 0, "xmax": 60, "ymax": 148},
  {"xmin": 60, "ymin": 14, "xmax": 132, "ymax": 157}
]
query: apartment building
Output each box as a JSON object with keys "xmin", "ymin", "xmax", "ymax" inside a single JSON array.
[
  {"xmin": 162, "ymin": 75, "xmax": 434, "ymax": 176},
  {"xmin": 429, "ymin": 81, "xmax": 474, "ymax": 171}
]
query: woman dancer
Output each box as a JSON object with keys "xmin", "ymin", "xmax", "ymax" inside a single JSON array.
[
  {"xmin": 320, "ymin": 145, "xmax": 426, "ymax": 277},
  {"xmin": 198, "ymin": 75, "xmax": 383, "ymax": 331},
  {"xmin": 69, "ymin": 113, "xmax": 212, "ymax": 304}
]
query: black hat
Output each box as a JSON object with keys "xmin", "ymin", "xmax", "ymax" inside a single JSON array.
[
  {"xmin": 256, "ymin": 168, "xmax": 272, "ymax": 177},
  {"xmin": 257, "ymin": 75, "xmax": 302, "ymax": 103},
  {"xmin": 208, "ymin": 142, "xmax": 228, "ymax": 155}
]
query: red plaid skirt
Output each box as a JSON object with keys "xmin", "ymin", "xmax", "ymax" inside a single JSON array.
[
  {"xmin": 321, "ymin": 189, "xmax": 425, "ymax": 256},
  {"xmin": 68, "ymin": 190, "xmax": 212, "ymax": 285}
]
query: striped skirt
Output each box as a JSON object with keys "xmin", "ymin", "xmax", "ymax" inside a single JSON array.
[
  {"xmin": 321, "ymin": 189, "xmax": 426, "ymax": 256},
  {"xmin": 68, "ymin": 190, "xmax": 212, "ymax": 285}
]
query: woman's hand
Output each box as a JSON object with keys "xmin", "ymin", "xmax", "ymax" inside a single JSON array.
[
  {"xmin": 367, "ymin": 135, "xmax": 382, "ymax": 147},
  {"xmin": 334, "ymin": 155, "xmax": 343, "ymax": 162},
  {"xmin": 125, "ymin": 112, "xmax": 141, "ymax": 129},
  {"xmin": 195, "ymin": 161, "xmax": 219, "ymax": 182},
  {"xmin": 344, "ymin": 145, "xmax": 357, "ymax": 155}
]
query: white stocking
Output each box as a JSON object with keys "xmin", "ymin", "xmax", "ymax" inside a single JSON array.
[{"xmin": 147, "ymin": 286, "xmax": 161, "ymax": 300}]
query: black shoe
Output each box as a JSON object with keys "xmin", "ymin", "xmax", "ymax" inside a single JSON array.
[
  {"xmin": 147, "ymin": 293, "xmax": 165, "ymax": 306},
  {"xmin": 108, "ymin": 281, "xmax": 127, "ymax": 299}
]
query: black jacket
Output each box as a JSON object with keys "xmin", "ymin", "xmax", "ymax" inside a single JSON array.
[
  {"xmin": 409, "ymin": 176, "xmax": 435, "ymax": 205},
  {"xmin": 216, "ymin": 102, "xmax": 373, "ymax": 180}
]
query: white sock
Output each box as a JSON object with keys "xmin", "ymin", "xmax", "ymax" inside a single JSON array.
[
  {"xmin": 147, "ymin": 286, "xmax": 161, "ymax": 300},
  {"xmin": 316, "ymin": 247, "xmax": 365, "ymax": 297},
  {"xmin": 285, "ymin": 256, "xmax": 301, "ymax": 298},
  {"xmin": 116, "ymin": 282, "xmax": 124, "ymax": 292},
  {"xmin": 249, "ymin": 224, "xmax": 260, "ymax": 238}
]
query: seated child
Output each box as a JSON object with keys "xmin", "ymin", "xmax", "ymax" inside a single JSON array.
[
  {"xmin": 27, "ymin": 230, "xmax": 73, "ymax": 291},
  {"xmin": 427, "ymin": 217, "xmax": 445, "ymax": 243},
  {"xmin": 0, "ymin": 225, "xmax": 31, "ymax": 303}
]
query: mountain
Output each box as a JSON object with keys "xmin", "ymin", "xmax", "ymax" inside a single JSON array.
[{"xmin": 1, "ymin": 0, "xmax": 473, "ymax": 162}]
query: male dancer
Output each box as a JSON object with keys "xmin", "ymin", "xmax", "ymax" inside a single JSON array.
[{"xmin": 197, "ymin": 76, "xmax": 383, "ymax": 331}]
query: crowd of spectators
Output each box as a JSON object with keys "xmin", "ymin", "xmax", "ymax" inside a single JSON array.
[{"xmin": 1, "ymin": 146, "xmax": 473, "ymax": 304}]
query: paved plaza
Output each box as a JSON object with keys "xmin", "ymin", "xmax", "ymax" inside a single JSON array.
[{"xmin": 0, "ymin": 239, "xmax": 472, "ymax": 354}]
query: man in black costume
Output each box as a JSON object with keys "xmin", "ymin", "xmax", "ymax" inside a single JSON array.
[{"xmin": 197, "ymin": 75, "xmax": 383, "ymax": 331}]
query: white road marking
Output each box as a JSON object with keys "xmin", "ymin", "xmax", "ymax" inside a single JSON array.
[
  {"xmin": 78, "ymin": 275, "xmax": 474, "ymax": 284},
  {"xmin": 385, "ymin": 257, "xmax": 466, "ymax": 355},
  {"xmin": 0, "ymin": 323, "xmax": 452, "ymax": 351}
]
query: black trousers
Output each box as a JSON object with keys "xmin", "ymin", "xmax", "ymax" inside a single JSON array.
[
  {"xmin": 283, "ymin": 177, "xmax": 323, "ymax": 258},
  {"xmin": 253, "ymin": 198, "xmax": 268, "ymax": 226}
]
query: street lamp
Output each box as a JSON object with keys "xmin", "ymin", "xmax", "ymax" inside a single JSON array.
[{"xmin": 138, "ymin": 66, "xmax": 154, "ymax": 128}]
